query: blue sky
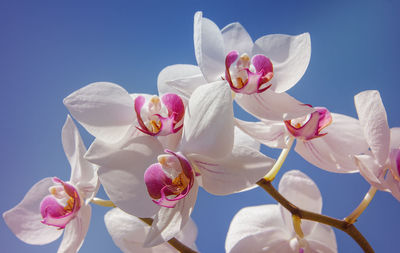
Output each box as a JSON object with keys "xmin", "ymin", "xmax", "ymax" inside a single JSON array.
[{"xmin": 1, "ymin": 1, "xmax": 399, "ymax": 252}]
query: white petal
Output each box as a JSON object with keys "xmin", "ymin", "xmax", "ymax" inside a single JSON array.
[
  {"xmin": 384, "ymin": 173, "xmax": 400, "ymax": 202},
  {"xmin": 193, "ymin": 11, "xmax": 225, "ymax": 82},
  {"xmin": 144, "ymin": 181, "xmax": 199, "ymax": 247},
  {"xmin": 175, "ymin": 218, "xmax": 198, "ymax": 251},
  {"xmin": 85, "ymin": 135, "xmax": 163, "ymax": 217},
  {"xmin": 225, "ymin": 205, "xmax": 291, "ymax": 253},
  {"xmin": 278, "ymin": 170, "xmax": 321, "ymax": 237},
  {"xmin": 235, "ymin": 118, "xmax": 287, "ymax": 149},
  {"xmin": 157, "ymin": 129, "xmax": 183, "ymax": 152},
  {"xmin": 252, "ymin": 33, "xmax": 311, "ymax": 93},
  {"xmin": 295, "ymin": 113, "xmax": 368, "ymax": 173},
  {"xmin": 181, "ymin": 81, "xmax": 234, "ymax": 159},
  {"xmin": 354, "ymin": 90, "xmax": 390, "ymax": 166},
  {"xmin": 63, "ymin": 82, "xmax": 136, "ymax": 143},
  {"xmin": 3, "ymin": 178, "xmax": 63, "ymax": 245},
  {"xmin": 354, "ymin": 154, "xmax": 387, "ymax": 190},
  {"xmin": 307, "ymin": 223, "xmax": 337, "ymax": 253},
  {"xmin": 235, "ymin": 90, "xmax": 314, "ymax": 121},
  {"xmin": 390, "ymin": 127, "xmax": 400, "ymax": 149},
  {"xmin": 62, "ymin": 116, "xmax": 98, "ymax": 200},
  {"xmin": 191, "ymin": 145, "xmax": 274, "ymax": 195},
  {"xmin": 104, "ymin": 208, "xmax": 150, "ymax": 253},
  {"xmin": 221, "ymin": 22, "xmax": 253, "ymax": 54},
  {"xmin": 105, "ymin": 208, "xmax": 198, "ymax": 253},
  {"xmin": 233, "ymin": 125, "xmax": 261, "ymax": 151},
  {"xmin": 157, "ymin": 64, "xmax": 206, "ymax": 102},
  {"xmin": 57, "ymin": 205, "xmax": 91, "ymax": 253}
]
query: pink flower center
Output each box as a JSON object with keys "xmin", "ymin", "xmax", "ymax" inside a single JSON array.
[
  {"xmin": 284, "ymin": 107, "xmax": 332, "ymax": 141},
  {"xmin": 225, "ymin": 51, "xmax": 274, "ymax": 94},
  {"xmin": 40, "ymin": 178, "xmax": 81, "ymax": 229},
  {"xmin": 144, "ymin": 150, "xmax": 194, "ymax": 208},
  {"xmin": 134, "ymin": 93, "xmax": 185, "ymax": 136}
]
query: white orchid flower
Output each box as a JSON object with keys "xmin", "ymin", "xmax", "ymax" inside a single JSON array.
[
  {"xmin": 3, "ymin": 115, "xmax": 99, "ymax": 253},
  {"xmin": 226, "ymin": 170, "xmax": 337, "ymax": 253},
  {"xmin": 104, "ymin": 208, "xmax": 198, "ymax": 252},
  {"xmin": 64, "ymin": 82, "xmax": 185, "ymax": 150},
  {"xmin": 158, "ymin": 11, "xmax": 313, "ymax": 121},
  {"xmin": 85, "ymin": 81, "xmax": 275, "ymax": 247},
  {"xmin": 354, "ymin": 90, "xmax": 400, "ymax": 200},
  {"xmin": 236, "ymin": 103, "xmax": 369, "ymax": 173}
]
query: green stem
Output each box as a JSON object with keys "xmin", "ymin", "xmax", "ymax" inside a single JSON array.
[
  {"xmin": 345, "ymin": 186, "xmax": 377, "ymax": 224},
  {"xmin": 257, "ymin": 178, "xmax": 374, "ymax": 253},
  {"xmin": 91, "ymin": 198, "xmax": 197, "ymax": 253},
  {"xmin": 264, "ymin": 136, "xmax": 295, "ymax": 181}
]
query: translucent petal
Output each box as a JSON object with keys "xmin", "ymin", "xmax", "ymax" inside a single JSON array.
[
  {"xmin": 3, "ymin": 178, "xmax": 63, "ymax": 245},
  {"xmin": 63, "ymin": 82, "xmax": 136, "ymax": 143},
  {"xmin": 354, "ymin": 90, "xmax": 390, "ymax": 166},
  {"xmin": 253, "ymin": 33, "xmax": 311, "ymax": 93}
]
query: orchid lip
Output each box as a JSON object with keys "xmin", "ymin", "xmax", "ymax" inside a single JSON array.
[
  {"xmin": 144, "ymin": 150, "xmax": 194, "ymax": 208},
  {"xmin": 285, "ymin": 106, "xmax": 332, "ymax": 141},
  {"xmin": 39, "ymin": 177, "xmax": 82, "ymax": 229},
  {"xmin": 224, "ymin": 50, "xmax": 274, "ymax": 95},
  {"xmin": 134, "ymin": 93, "xmax": 184, "ymax": 137},
  {"xmin": 389, "ymin": 148, "xmax": 400, "ymax": 181}
]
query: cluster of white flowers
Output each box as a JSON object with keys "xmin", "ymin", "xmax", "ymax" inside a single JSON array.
[{"xmin": 3, "ymin": 11, "xmax": 399, "ymax": 253}]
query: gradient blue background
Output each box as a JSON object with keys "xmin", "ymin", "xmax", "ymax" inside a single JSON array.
[{"xmin": 1, "ymin": 1, "xmax": 399, "ymax": 252}]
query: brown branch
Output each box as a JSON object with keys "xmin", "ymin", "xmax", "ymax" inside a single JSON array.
[
  {"xmin": 139, "ymin": 218, "xmax": 198, "ymax": 253},
  {"xmin": 257, "ymin": 178, "xmax": 374, "ymax": 253}
]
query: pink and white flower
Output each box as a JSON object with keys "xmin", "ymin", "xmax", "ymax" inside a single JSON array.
[
  {"xmin": 85, "ymin": 81, "xmax": 275, "ymax": 246},
  {"xmin": 3, "ymin": 116, "xmax": 99, "ymax": 253},
  {"xmin": 225, "ymin": 170, "xmax": 337, "ymax": 253},
  {"xmin": 236, "ymin": 105, "xmax": 368, "ymax": 173},
  {"xmin": 104, "ymin": 208, "xmax": 198, "ymax": 253},
  {"xmin": 64, "ymin": 82, "xmax": 185, "ymax": 150},
  {"xmin": 158, "ymin": 11, "xmax": 313, "ymax": 120},
  {"xmin": 354, "ymin": 90, "xmax": 400, "ymax": 200}
]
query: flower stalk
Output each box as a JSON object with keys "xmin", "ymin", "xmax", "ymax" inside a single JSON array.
[
  {"xmin": 257, "ymin": 178, "xmax": 374, "ymax": 253},
  {"xmin": 263, "ymin": 136, "xmax": 295, "ymax": 181},
  {"xmin": 345, "ymin": 186, "xmax": 377, "ymax": 224},
  {"xmin": 292, "ymin": 214, "xmax": 304, "ymax": 238}
]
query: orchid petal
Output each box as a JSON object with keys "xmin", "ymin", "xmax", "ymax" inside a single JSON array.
[
  {"xmin": 384, "ymin": 173, "xmax": 400, "ymax": 202},
  {"xmin": 391, "ymin": 128, "xmax": 400, "ymax": 149},
  {"xmin": 57, "ymin": 205, "xmax": 91, "ymax": 253},
  {"xmin": 354, "ymin": 90, "xmax": 390, "ymax": 166},
  {"xmin": 307, "ymin": 223, "xmax": 338, "ymax": 253},
  {"xmin": 191, "ymin": 145, "xmax": 274, "ymax": 195},
  {"xmin": 144, "ymin": 181, "xmax": 198, "ymax": 247},
  {"xmin": 62, "ymin": 116, "xmax": 98, "ymax": 200},
  {"xmin": 279, "ymin": 170, "xmax": 322, "ymax": 237},
  {"xmin": 157, "ymin": 129, "xmax": 183, "ymax": 151},
  {"xmin": 233, "ymin": 125, "xmax": 260, "ymax": 151},
  {"xmin": 85, "ymin": 135, "xmax": 163, "ymax": 218},
  {"xmin": 235, "ymin": 118, "xmax": 287, "ymax": 149},
  {"xmin": 3, "ymin": 178, "xmax": 63, "ymax": 245},
  {"xmin": 63, "ymin": 82, "xmax": 136, "ymax": 143},
  {"xmin": 104, "ymin": 208, "xmax": 198, "ymax": 253},
  {"xmin": 235, "ymin": 90, "xmax": 314, "ymax": 121},
  {"xmin": 221, "ymin": 22, "xmax": 253, "ymax": 55},
  {"xmin": 193, "ymin": 11, "xmax": 225, "ymax": 82},
  {"xmin": 252, "ymin": 33, "xmax": 311, "ymax": 93},
  {"xmin": 157, "ymin": 64, "xmax": 206, "ymax": 102},
  {"xmin": 355, "ymin": 154, "xmax": 387, "ymax": 190},
  {"xmin": 181, "ymin": 81, "xmax": 234, "ymax": 159},
  {"xmin": 161, "ymin": 93, "xmax": 185, "ymax": 123},
  {"xmin": 295, "ymin": 113, "xmax": 368, "ymax": 173},
  {"xmin": 225, "ymin": 205, "xmax": 291, "ymax": 253}
]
